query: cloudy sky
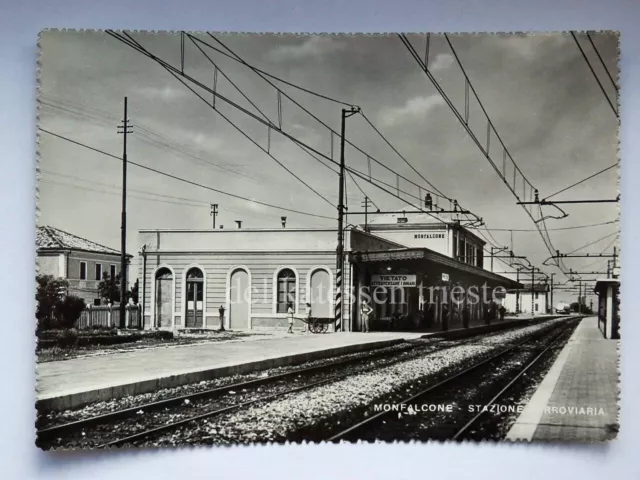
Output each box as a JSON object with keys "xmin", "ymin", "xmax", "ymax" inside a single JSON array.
[{"xmin": 37, "ymin": 31, "xmax": 619, "ymax": 303}]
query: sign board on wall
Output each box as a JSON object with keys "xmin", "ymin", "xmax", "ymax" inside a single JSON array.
[{"xmin": 371, "ymin": 274, "xmax": 417, "ymax": 287}]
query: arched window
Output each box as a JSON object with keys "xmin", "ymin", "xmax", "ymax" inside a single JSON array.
[{"xmin": 276, "ymin": 268, "xmax": 296, "ymax": 313}]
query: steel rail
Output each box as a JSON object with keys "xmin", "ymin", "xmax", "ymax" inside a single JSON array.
[
  {"xmin": 36, "ymin": 341, "xmax": 418, "ymax": 443},
  {"xmin": 327, "ymin": 318, "xmax": 581, "ymax": 442},
  {"xmin": 451, "ymin": 325, "xmax": 573, "ymax": 440}
]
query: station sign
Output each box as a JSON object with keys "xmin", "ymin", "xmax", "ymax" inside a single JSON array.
[{"xmin": 371, "ymin": 274, "xmax": 417, "ymax": 287}]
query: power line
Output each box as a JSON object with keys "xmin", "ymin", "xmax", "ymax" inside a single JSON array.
[
  {"xmin": 189, "ymin": 34, "xmax": 355, "ymax": 108},
  {"xmin": 399, "ymin": 34, "xmax": 562, "ymax": 277},
  {"xmin": 543, "ymin": 162, "xmax": 618, "ymax": 200},
  {"xmin": 471, "ymin": 219, "xmax": 618, "ymax": 232},
  {"xmin": 197, "ymin": 33, "xmax": 448, "ymax": 203},
  {"xmin": 38, "ymin": 128, "xmax": 335, "ymax": 220},
  {"xmin": 570, "ymin": 31, "xmax": 618, "ymax": 118},
  {"xmin": 586, "ymin": 32, "xmax": 618, "ymax": 93},
  {"xmin": 359, "ymin": 111, "xmax": 447, "ymax": 199},
  {"xmin": 566, "ymin": 231, "xmax": 618, "ymax": 255},
  {"xmin": 108, "ymin": 30, "xmax": 451, "ymax": 225}
]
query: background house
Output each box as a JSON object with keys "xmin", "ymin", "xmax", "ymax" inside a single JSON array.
[
  {"xmin": 504, "ymin": 283, "xmax": 550, "ymax": 315},
  {"xmin": 36, "ymin": 225, "xmax": 132, "ymax": 305}
]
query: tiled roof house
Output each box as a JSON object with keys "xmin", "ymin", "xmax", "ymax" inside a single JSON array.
[{"xmin": 36, "ymin": 226, "xmax": 132, "ymax": 304}]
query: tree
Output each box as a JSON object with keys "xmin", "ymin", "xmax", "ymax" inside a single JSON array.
[
  {"xmin": 36, "ymin": 275, "xmax": 69, "ymax": 331},
  {"xmin": 35, "ymin": 275, "xmax": 84, "ymax": 330},
  {"xmin": 128, "ymin": 278, "xmax": 139, "ymax": 304},
  {"xmin": 98, "ymin": 272, "xmax": 121, "ymax": 304}
]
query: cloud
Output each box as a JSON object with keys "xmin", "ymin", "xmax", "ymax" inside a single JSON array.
[
  {"xmin": 134, "ymin": 85, "xmax": 186, "ymax": 101},
  {"xmin": 379, "ymin": 95, "xmax": 446, "ymax": 126},
  {"xmin": 430, "ymin": 53, "xmax": 454, "ymax": 71},
  {"xmin": 267, "ymin": 37, "xmax": 344, "ymax": 62}
]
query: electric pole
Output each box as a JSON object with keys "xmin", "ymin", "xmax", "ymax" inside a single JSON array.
[
  {"xmin": 117, "ymin": 97, "xmax": 133, "ymax": 329},
  {"xmin": 578, "ymin": 279, "xmax": 582, "ymax": 314},
  {"xmin": 516, "ymin": 268, "xmax": 520, "ymax": 314},
  {"xmin": 210, "ymin": 203, "xmax": 219, "ymax": 229},
  {"xmin": 531, "ymin": 268, "xmax": 535, "ymax": 316},
  {"xmin": 335, "ymin": 106, "xmax": 360, "ymax": 332},
  {"xmin": 550, "ymin": 273, "xmax": 555, "ymax": 314},
  {"xmin": 361, "ymin": 196, "xmax": 373, "ymax": 232}
]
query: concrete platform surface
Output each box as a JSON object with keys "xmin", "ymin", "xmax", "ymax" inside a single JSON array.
[
  {"xmin": 36, "ymin": 331, "xmax": 424, "ymax": 411},
  {"xmin": 506, "ymin": 316, "xmax": 619, "ymax": 442},
  {"xmin": 36, "ymin": 314, "xmax": 566, "ymax": 412}
]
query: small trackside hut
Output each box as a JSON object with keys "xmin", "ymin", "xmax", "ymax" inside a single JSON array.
[{"xmin": 594, "ymin": 278, "xmax": 620, "ymax": 339}]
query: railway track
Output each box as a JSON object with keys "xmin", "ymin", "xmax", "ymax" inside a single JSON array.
[
  {"xmin": 326, "ymin": 319, "xmax": 579, "ymax": 442},
  {"xmin": 38, "ymin": 332, "xmax": 474, "ymax": 449},
  {"xmin": 38, "ymin": 318, "xmax": 577, "ymax": 448}
]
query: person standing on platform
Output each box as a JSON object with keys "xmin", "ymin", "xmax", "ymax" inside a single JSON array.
[
  {"xmin": 361, "ymin": 300, "xmax": 373, "ymax": 333},
  {"xmin": 286, "ymin": 302, "xmax": 294, "ymax": 334},
  {"xmin": 304, "ymin": 302, "xmax": 312, "ymax": 333}
]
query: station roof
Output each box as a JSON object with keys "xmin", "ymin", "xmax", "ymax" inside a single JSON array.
[{"xmin": 351, "ymin": 247, "xmax": 522, "ymax": 289}]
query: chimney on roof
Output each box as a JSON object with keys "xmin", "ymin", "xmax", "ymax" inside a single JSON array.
[{"xmin": 235, "ymin": 220, "xmax": 243, "ymax": 229}]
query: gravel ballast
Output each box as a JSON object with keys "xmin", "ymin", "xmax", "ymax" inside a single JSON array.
[{"xmin": 140, "ymin": 318, "xmax": 571, "ymax": 446}]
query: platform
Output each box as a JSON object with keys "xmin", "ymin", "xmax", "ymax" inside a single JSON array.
[
  {"xmin": 36, "ymin": 314, "xmax": 564, "ymax": 412},
  {"xmin": 506, "ymin": 315, "xmax": 619, "ymax": 442}
]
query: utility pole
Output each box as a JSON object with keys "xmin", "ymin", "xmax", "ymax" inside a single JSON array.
[
  {"xmin": 361, "ymin": 196, "xmax": 372, "ymax": 232},
  {"xmin": 550, "ymin": 273, "xmax": 555, "ymax": 314},
  {"xmin": 531, "ymin": 268, "xmax": 535, "ymax": 316},
  {"xmin": 578, "ymin": 279, "xmax": 582, "ymax": 314},
  {"xmin": 335, "ymin": 106, "xmax": 360, "ymax": 333},
  {"xmin": 516, "ymin": 268, "xmax": 520, "ymax": 314},
  {"xmin": 117, "ymin": 97, "xmax": 133, "ymax": 329},
  {"xmin": 210, "ymin": 203, "xmax": 219, "ymax": 229}
]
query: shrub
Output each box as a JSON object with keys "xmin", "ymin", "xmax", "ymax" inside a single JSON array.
[
  {"xmin": 55, "ymin": 295, "xmax": 86, "ymax": 329},
  {"xmin": 35, "ymin": 275, "xmax": 70, "ymax": 332}
]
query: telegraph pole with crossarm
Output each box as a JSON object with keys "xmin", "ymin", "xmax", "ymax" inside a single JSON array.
[
  {"xmin": 117, "ymin": 97, "xmax": 133, "ymax": 329},
  {"xmin": 210, "ymin": 203, "xmax": 219, "ymax": 229}
]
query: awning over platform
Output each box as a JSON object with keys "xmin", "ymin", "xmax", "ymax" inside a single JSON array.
[{"xmin": 351, "ymin": 247, "xmax": 523, "ymax": 290}]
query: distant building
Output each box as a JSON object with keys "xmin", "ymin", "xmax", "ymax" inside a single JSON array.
[
  {"xmin": 504, "ymin": 283, "xmax": 550, "ymax": 315},
  {"xmin": 36, "ymin": 225, "xmax": 132, "ymax": 304}
]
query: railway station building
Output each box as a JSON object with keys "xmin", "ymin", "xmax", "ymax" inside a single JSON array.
[{"xmin": 138, "ymin": 211, "xmax": 521, "ymax": 332}]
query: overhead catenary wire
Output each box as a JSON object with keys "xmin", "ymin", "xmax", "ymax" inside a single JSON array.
[
  {"xmin": 565, "ymin": 230, "xmax": 618, "ymax": 255},
  {"xmin": 570, "ymin": 31, "xmax": 618, "ymax": 118},
  {"xmin": 38, "ymin": 128, "xmax": 335, "ymax": 220},
  {"xmin": 107, "ymin": 30, "xmax": 451, "ymax": 225},
  {"xmin": 586, "ymin": 32, "xmax": 618, "ymax": 93},
  {"xmin": 399, "ymin": 33, "xmax": 583, "ymax": 279},
  {"xmin": 543, "ymin": 162, "xmax": 618, "ymax": 200},
  {"xmin": 198, "ymin": 33, "xmax": 449, "ymax": 203},
  {"xmin": 128, "ymin": 32, "xmax": 336, "ymax": 211},
  {"xmin": 470, "ymin": 219, "xmax": 618, "ymax": 232}
]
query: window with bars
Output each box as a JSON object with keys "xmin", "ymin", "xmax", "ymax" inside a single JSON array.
[{"xmin": 276, "ymin": 268, "xmax": 296, "ymax": 313}]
